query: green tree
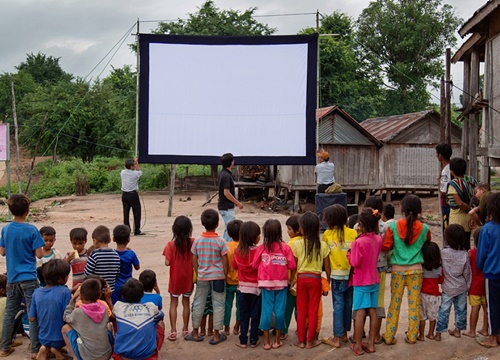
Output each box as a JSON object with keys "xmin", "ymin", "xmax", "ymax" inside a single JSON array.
[
  {"xmin": 153, "ymin": 0, "xmax": 276, "ymax": 36},
  {"xmin": 0, "ymin": 72, "xmax": 38, "ymax": 122},
  {"xmin": 16, "ymin": 52, "xmax": 73, "ymax": 85},
  {"xmin": 301, "ymin": 12, "xmax": 383, "ymax": 120},
  {"xmin": 357, "ymin": 0, "xmax": 462, "ymax": 115}
]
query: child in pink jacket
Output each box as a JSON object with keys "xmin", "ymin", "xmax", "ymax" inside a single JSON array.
[
  {"xmin": 252, "ymin": 219, "xmax": 296, "ymax": 350},
  {"xmin": 347, "ymin": 208, "xmax": 382, "ymax": 356}
]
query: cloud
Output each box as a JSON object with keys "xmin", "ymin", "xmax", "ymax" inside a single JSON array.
[{"xmin": 43, "ymin": 38, "xmax": 98, "ymax": 54}]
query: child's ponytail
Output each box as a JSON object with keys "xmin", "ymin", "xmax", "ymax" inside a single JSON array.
[{"xmin": 401, "ymin": 195, "xmax": 422, "ymax": 246}]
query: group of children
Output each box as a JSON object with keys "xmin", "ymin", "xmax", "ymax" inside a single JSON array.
[
  {"xmin": 0, "ymin": 186, "xmax": 498, "ymax": 359},
  {"xmin": 0, "ymin": 194, "xmax": 164, "ymax": 360}
]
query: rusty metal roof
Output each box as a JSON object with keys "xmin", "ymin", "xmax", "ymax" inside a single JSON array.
[{"xmin": 361, "ymin": 110, "xmax": 437, "ymax": 143}]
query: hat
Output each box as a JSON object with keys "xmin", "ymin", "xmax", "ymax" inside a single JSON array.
[{"xmin": 317, "ymin": 150, "xmax": 330, "ymax": 161}]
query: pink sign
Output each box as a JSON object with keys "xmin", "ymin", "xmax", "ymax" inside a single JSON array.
[{"xmin": 0, "ymin": 124, "xmax": 7, "ymax": 161}]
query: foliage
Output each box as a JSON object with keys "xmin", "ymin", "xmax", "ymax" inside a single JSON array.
[
  {"xmin": 301, "ymin": 12, "xmax": 383, "ymax": 121},
  {"xmin": 0, "ymin": 71, "xmax": 38, "ymax": 122},
  {"xmin": 153, "ymin": 0, "xmax": 276, "ymax": 36},
  {"xmin": 356, "ymin": 0, "xmax": 462, "ymax": 115},
  {"xmin": 16, "ymin": 52, "xmax": 73, "ymax": 85}
]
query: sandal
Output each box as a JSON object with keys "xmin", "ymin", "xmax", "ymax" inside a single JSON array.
[
  {"xmin": 384, "ymin": 337, "xmax": 397, "ymax": 345},
  {"xmin": 184, "ymin": 333, "xmax": 204, "ymax": 342},
  {"xmin": 168, "ymin": 332, "xmax": 177, "ymax": 341},
  {"xmin": 350, "ymin": 343, "xmax": 364, "ymax": 356},
  {"xmin": 209, "ymin": 333, "xmax": 227, "ymax": 345},
  {"xmin": 0, "ymin": 348, "xmax": 14, "ymax": 357}
]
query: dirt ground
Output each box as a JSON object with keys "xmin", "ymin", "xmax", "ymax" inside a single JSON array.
[{"xmin": 0, "ymin": 191, "xmax": 495, "ymax": 360}]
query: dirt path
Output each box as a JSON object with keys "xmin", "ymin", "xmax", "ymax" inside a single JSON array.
[{"xmin": 0, "ymin": 192, "xmax": 494, "ymax": 359}]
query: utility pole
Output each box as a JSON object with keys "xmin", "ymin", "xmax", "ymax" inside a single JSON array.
[{"xmin": 445, "ymin": 48, "xmax": 451, "ymax": 145}]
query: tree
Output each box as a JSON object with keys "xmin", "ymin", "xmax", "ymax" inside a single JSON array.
[
  {"xmin": 153, "ymin": 0, "xmax": 276, "ymax": 36},
  {"xmin": 16, "ymin": 52, "xmax": 73, "ymax": 85},
  {"xmin": 0, "ymin": 72, "xmax": 38, "ymax": 122},
  {"xmin": 357, "ymin": 0, "xmax": 462, "ymax": 115},
  {"xmin": 301, "ymin": 12, "xmax": 383, "ymax": 120}
]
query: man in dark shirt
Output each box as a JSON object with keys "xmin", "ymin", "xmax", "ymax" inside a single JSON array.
[{"xmin": 218, "ymin": 153, "xmax": 243, "ymax": 241}]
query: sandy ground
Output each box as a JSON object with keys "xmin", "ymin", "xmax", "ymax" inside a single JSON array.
[{"xmin": 0, "ymin": 191, "xmax": 495, "ymax": 360}]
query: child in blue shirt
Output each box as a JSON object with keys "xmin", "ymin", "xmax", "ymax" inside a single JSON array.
[
  {"xmin": 111, "ymin": 225, "xmax": 140, "ymax": 304},
  {"xmin": 29, "ymin": 259, "xmax": 71, "ymax": 360},
  {"xmin": 139, "ymin": 270, "xmax": 162, "ymax": 310},
  {"xmin": 113, "ymin": 278, "xmax": 165, "ymax": 360},
  {"xmin": 0, "ymin": 194, "xmax": 45, "ymax": 358}
]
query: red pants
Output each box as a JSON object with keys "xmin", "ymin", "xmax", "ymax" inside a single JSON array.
[{"xmin": 296, "ymin": 275, "xmax": 322, "ymax": 342}]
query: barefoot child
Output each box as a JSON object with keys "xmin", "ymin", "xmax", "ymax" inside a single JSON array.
[
  {"xmin": 253, "ymin": 219, "xmax": 296, "ymax": 350},
  {"xmin": 163, "ymin": 216, "xmax": 194, "ymax": 341},
  {"xmin": 64, "ymin": 228, "xmax": 89, "ymax": 288},
  {"xmin": 224, "ymin": 220, "xmax": 242, "ymax": 336},
  {"xmin": 348, "ymin": 208, "xmax": 382, "ymax": 355},
  {"xmin": 418, "ymin": 241, "xmax": 443, "ymax": 341},
  {"xmin": 435, "ymin": 224, "xmax": 472, "ymax": 341},
  {"xmin": 291, "ymin": 212, "xmax": 330, "ymax": 349},
  {"xmin": 29, "ymin": 259, "xmax": 71, "ymax": 360},
  {"xmin": 477, "ymin": 192, "xmax": 500, "ymax": 347},
  {"xmin": 232, "ymin": 221, "xmax": 261, "ymax": 348},
  {"xmin": 463, "ymin": 227, "xmax": 489, "ymax": 338}
]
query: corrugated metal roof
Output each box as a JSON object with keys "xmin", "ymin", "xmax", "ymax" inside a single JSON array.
[
  {"xmin": 361, "ymin": 110, "xmax": 436, "ymax": 143},
  {"xmin": 459, "ymin": 0, "xmax": 499, "ymax": 37}
]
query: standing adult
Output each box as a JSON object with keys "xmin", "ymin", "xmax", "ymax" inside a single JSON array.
[
  {"xmin": 436, "ymin": 144, "xmax": 452, "ymax": 238},
  {"xmin": 121, "ymin": 157, "xmax": 144, "ymax": 236},
  {"xmin": 316, "ymin": 150, "xmax": 335, "ymax": 193},
  {"xmin": 218, "ymin": 153, "xmax": 243, "ymax": 242},
  {"xmin": 446, "ymin": 157, "xmax": 477, "ymax": 250}
]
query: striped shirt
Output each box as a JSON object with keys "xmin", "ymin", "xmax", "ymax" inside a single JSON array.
[
  {"xmin": 84, "ymin": 248, "xmax": 121, "ymax": 291},
  {"xmin": 192, "ymin": 232, "xmax": 228, "ymax": 281},
  {"xmin": 64, "ymin": 251, "xmax": 88, "ymax": 287}
]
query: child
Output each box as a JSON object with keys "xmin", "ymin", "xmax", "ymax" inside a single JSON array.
[
  {"xmin": 463, "ymin": 227, "xmax": 489, "ymax": 338},
  {"xmin": 185, "ymin": 209, "xmax": 228, "ymax": 345},
  {"xmin": 232, "ymin": 221, "xmax": 261, "ymax": 348},
  {"xmin": 111, "ymin": 225, "xmax": 140, "ymax": 304},
  {"xmin": 37, "ymin": 226, "xmax": 62, "ymax": 268},
  {"xmin": 77, "ymin": 275, "xmax": 114, "ymax": 321},
  {"xmin": 469, "ymin": 182, "xmax": 491, "ymax": 227},
  {"xmin": 64, "ymin": 228, "xmax": 89, "ymax": 288},
  {"xmin": 29, "ymin": 259, "xmax": 71, "ymax": 360},
  {"xmin": 382, "ymin": 204, "xmax": 396, "ymax": 225},
  {"xmin": 321, "ymin": 204, "xmax": 357, "ymax": 348},
  {"xmin": 418, "ymin": 241, "xmax": 443, "ymax": 341},
  {"xmin": 62, "ymin": 278, "xmax": 112, "ymax": 360},
  {"xmin": 140, "ymin": 270, "xmax": 163, "ymax": 309},
  {"xmin": 347, "ymin": 208, "xmax": 382, "ymax": 355},
  {"xmin": 163, "ymin": 215, "xmax": 194, "ymax": 341},
  {"xmin": 477, "ymin": 192, "xmax": 500, "ymax": 347},
  {"xmin": 0, "ymin": 194, "xmax": 45, "ymax": 358},
  {"xmin": 435, "ymin": 224, "xmax": 472, "ymax": 340},
  {"xmin": 283, "ymin": 215, "xmax": 302, "ymax": 339},
  {"xmin": 0, "ymin": 274, "xmax": 24, "ymax": 349},
  {"xmin": 224, "ymin": 219, "xmax": 242, "ymax": 336},
  {"xmin": 113, "ymin": 278, "xmax": 165, "ymax": 359},
  {"xmin": 291, "ymin": 211, "xmax": 331, "ymax": 349},
  {"xmin": 84, "ymin": 225, "xmax": 121, "ymax": 291},
  {"xmin": 252, "ymin": 219, "xmax": 296, "ymax": 350}
]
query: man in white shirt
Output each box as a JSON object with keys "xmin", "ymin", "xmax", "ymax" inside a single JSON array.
[
  {"xmin": 121, "ymin": 157, "xmax": 144, "ymax": 236},
  {"xmin": 436, "ymin": 144, "xmax": 452, "ymax": 238},
  {"xmin": 315, "ymin": 150, "xmax": 335, "ymax": 193}
]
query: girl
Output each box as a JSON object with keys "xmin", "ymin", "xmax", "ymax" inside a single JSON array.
[
  {"xmin": 162, "ymin": 215, "xmax": 194, "ymax": 341},
  {"xmin": 418, "ymin": 241, "xmax": 443, "ymax": 341},
  {"xmin": 435, "ymin": 224, "xmax": 472, "ymax": 341},
  {"xmin": 347, "ymin": 208, "xmax": 382, "ymax": 355},
  {"xmin": 291, "ymin": 211, "xmax": 330, "ymax": 349},
  {"xmin": 321, "ymin": 204, "xmax": 357, "ymax": 348},
  {"xmin": 252, "ymin": 219, "xmax": 296, "ymax": 350},
  {"xmin": 383, "ymin": 194, "xmax": 431, "ymax": 345},
  {"xmin": 232, "ymin": 221, "xmax": 261, "ymax": 348},
  {"xmin": 477, "ymin": 192, "xmax": 500, "ymax": 347}
]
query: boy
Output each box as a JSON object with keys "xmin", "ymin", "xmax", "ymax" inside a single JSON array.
[
  {"xmin": 469, "ymin": 182, "xmax": 491, "ymax": 227},
  {"xmin": 111, "ymin": 225, "xmax": 140, "ymax": 304},
  {"xmin": 113, "ymin": 278, "xmax": 165, "ymax": 360},
  {"xmin": 139, "ymin": 270, "xmax": 162, "ymax": 309},
  {"xmin": 0, "ymin": 194, "xmax": 45, "ymax": 358},
  {"xmin": 436, "ymin": 143, "xmax": 452, "ymax": 237},
  {"xmin": 37, "ymin": 227, "xmax": 62, "ymax": 268},
  {"xmin": 29, "ymin": 259, "xmax": 71, "ymax": 360},
  {"xmin": 382, "ymin": 204, "xmax": 395, "ymax": 225},
  {"xmin": 185, "ymin": 209, "xmax": 229, "ymax": 345},
  {"xmin": 84, "ymin": 226, "xmax": 121, "ymax": 291},
  {"xmin": 224, "ymin": 219, "xmax": 242, "ymax": 336},
  {"xmin": 62, "ymin": 278, "xmax": 112, "ymax": 360},
  {"xmin": 0, "ymin": 275, "xmax": 23, "ymax": 349},
  {"xmin": 284, "ymin": 215, "xmax": 302, "ymax": 339},
  {"xmin": 64, "ymin": 228, "xmax": 89, "ymax": 288}
]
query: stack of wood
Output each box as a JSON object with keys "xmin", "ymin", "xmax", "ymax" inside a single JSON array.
[{"xmin": 239, "ymin": 165, "xmax": 267, "ymax": 181}]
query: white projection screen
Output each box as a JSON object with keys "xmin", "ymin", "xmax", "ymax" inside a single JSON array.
[{"xmin": 138, "ymin": 34, "xmax": 318, "ymax": 165}]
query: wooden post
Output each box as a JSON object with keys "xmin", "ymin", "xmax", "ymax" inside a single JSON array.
[
  {"xmin": 168, "ymin": 164, "xmax": 176, "ymax": 217},
  {"xmin": 440, "ymin": 77, "xmax": 446, "ymax": 144},
  {"xmin": 445, "ymin": 48, "xmax": 452, "ymax": 145},
  {"xmin": 10, "ymin": 80, "xmax": 22, "ymax": 193},
  {"xmin": 461, "ymin": 56, "xmax": 471, "ymax": 159},
  {"xmin": 469, "ymin": 49, "xmax": 480, "ymax": 179},
  {"xmin": 294, "ymin": 190, "xmax": 300, "ymax": 214}
]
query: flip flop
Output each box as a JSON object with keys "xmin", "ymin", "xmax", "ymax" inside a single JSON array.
[
  {"xmin": 168, "ymin": 332, "xmax": 177, "ymax": 341},
  {"xmin": 235, "ymin": 343, "xmax": 247, "ymax": 348},
  {"xmin": 350, "ymin": 343, "xmax": 364, "ymax": 356},
  {"xmin": 184, "ymin": 333, "xmax": 204, "ymax": 342},
  {"xmin": 374, "ymin": 338, "xmax": 384, "ymax": 345},
  {"xmin": 306, "ymin": 341, "xmax": 321, "ymax": 349},
  {"xmin": 0, "ymin": 348, "xmax": 14, "ymax": 358},
  {"xmin": 250, "ymin": 341, "xmax": 260, "ymax": 348},
  {"xmin": 209, "ymin": 333, "xmax": 227, "ymax": 345},
  {"xmin": 262, "ymin": 343, "xmax": 272, "ymax": 350},
  {"xmin": 361, "ymin": 342, "xmax": 376, "ymax": 353},
  {"xmin": 321, "ymin": 337, "xmax": 340, "ymax": 348},
  {"xmin": 272, "ymin": 341, "xmax": 283, "ymax": 349}
]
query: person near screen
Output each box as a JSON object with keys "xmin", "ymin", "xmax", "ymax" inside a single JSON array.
[
  {"xmin": 218, "ymin": 153, "xmax": 243, "ymax": 241},
  {"xmin": 316, "ymin": 150, "xmax": 335, "ymax": 193},
  {"xmin": 121, "ymin": 157, "xmax": 145, "ymax": 236}
]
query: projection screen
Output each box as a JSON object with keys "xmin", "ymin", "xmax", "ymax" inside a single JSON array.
[{"xmin": 138, "ymin": 33, "xmax": 318, "ymax": 165}]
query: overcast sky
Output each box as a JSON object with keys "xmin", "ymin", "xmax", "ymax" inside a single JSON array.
[{"xmin": 1, "ymin": 0, "xmax": 481, "ymax": 103}]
